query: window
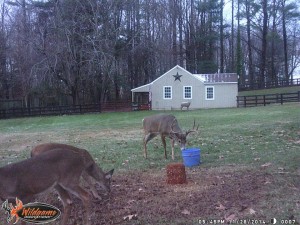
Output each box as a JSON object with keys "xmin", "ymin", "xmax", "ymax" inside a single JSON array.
[
  {"xmin": 206, "ymin": 86, "xmax": 214, "ymax": 100},
  {"xmin": 163, "ymin": 86, "xmax": 172, "ymax": 99},
  {"xmin": 184, "ymin": 86, "xmax": 192, "ymax": 99}
]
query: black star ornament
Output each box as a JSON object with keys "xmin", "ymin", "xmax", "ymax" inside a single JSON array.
[{"xmin": 173, "ymin": 72, "xmax": 182, "ymax": 82}]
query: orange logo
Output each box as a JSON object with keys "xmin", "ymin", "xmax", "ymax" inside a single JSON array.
[{"xmin": 2, "ymin": 198, "xmax": 61, "ymax": 224}]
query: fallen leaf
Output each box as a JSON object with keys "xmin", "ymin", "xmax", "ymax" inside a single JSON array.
[
  {"xmin": 261, "ymin": 162, "xmax": 272, "ymax": 168},
  {"xmin": 181, "ymin": 209, "xmax": 190, "ymax": 215},
  {"xmin": 225, "ymin": 214, "xmax": 236, "ymax": 222},
  {"xmin": 264, "ymin": 180, "xmax": 271, "ymax": 185},
  {"xmin": 123, "ymin": 214, "xmax": 138, "ymax": 221},
  {"xmin": 127, "ymin": 200, "xmax": 136, "ymax": 204},
  {"xmin": 216, "ymin": 202, "xmax": 226, "ymax": 210},
  {"xmin": 249, "ymin": 208, "xmax": 256, "ymax": 215}
]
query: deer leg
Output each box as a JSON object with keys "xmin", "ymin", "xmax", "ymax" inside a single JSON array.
[
  {"xmin": 170, "ymin": 139, "xmax": 175, "ymax": 160},
  {"xmin": 143, "ymin": 133, "xmax": 157, "ymax": 159},
  {"xmin": 161, "ymin": 135, "xmax": 167, "ymax": 159},
  {"xmin": 65, "ymin": 185, "xmax": 91, "ymax": 225},
  {"xmin": 55, "ymin": 184, "xmax": 73, "ymax": 225}
]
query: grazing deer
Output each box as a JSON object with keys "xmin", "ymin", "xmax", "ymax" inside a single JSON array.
[
  {"xmin": 142, "ymin": 114, "xmax": 198, "ymax": 160},
  {"xmin": 0, "ymin": 148, "xmax": 114, "ymax": 225},
  {"xmin": 180, "ymin": 101, "xmax": 191, "ymax": 110},
  {"xmin": 31, "ymin": 143, "xmax": 113, "ymax": 200}
]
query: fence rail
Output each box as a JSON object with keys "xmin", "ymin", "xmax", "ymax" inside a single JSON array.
[
  {"xmin": 237, "ymin": 91, "xmax": 300, "ymax": 107},
  {"xmin": 0, "ymin": 101, "xmax": 134, "ymax": 119},
  {"xmin": 238, "ymin": 78, "xmax": 300, "ymax": 91}
]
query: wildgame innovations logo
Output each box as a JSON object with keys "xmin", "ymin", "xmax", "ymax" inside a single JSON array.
[{"xmin": 2, "ymin": 198, "xmax": 61, "ymax": 224}]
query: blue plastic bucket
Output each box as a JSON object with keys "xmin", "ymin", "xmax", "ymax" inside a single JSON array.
[{"xmin": 181, "ymin": 148, "xmax": 200, "ymax": 167}]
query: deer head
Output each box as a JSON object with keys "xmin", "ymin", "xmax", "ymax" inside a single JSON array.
[{"xmin": 169, "ymin": 118, "xmax": 199, "ymax": 150}]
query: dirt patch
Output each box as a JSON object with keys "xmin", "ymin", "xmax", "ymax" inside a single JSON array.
[
  {"xmin": 100, "ymin": 169, "xmax": 269, "ymax": 224},
  {"xmin": 0, "ymin": 168, "xmax": 271, "ymax": 225}
]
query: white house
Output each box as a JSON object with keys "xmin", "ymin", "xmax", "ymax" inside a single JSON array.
[{"xmin": 131, "ymin": 65, "xmax": 238, "ymax": 110}]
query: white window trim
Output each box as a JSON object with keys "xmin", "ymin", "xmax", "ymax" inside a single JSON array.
[
  {"xmin": 163, "ymin": 86, "xmax": 172, "ymax": 99},
  {"xmin": 183, "ymin": 86, "xmax": 192, "ymax": 99},
  {"xmin": 205, "ymin": 86, "xmax": 214, "ymax": 100}
]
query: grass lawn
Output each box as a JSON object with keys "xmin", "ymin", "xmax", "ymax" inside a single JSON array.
[{"xmin": 0, "ymin": 103, "xmax": 299, "ymax": 224}]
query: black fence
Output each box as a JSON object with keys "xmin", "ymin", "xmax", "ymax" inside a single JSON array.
[
  {"xmin": 237, "ymin": 91, "xmax": 300, "ymax": 107},
  {"xmin": 239, "ymin": 78, "xmax": 300, "ymax": 91},
  {"xmin": 0, "ymin": 101, "xmax": 134, "ymax": 119}
]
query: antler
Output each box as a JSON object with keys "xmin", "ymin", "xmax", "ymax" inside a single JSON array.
[
  {"xmin": 185, "ymin": 119, "xmax": 199, "ymax": 136},
  {"xmin": 170, "ymin": 118, "xmax": 180, "ymax": 134}
]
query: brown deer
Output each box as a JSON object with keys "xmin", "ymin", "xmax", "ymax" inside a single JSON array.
[
  {"xmin": 142, "ymin": 114, "xmax": 198, "ymax": 160},
  {"xmin": 0, "ymin": 148, "xmax": 114, "ymax": 225},
  {"xmin": 31, "ymin": 143, "xmax": 112, "ymax": 200}
]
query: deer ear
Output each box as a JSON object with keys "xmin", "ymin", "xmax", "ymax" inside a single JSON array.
[{"xmin": 105, "ymin": 169, "xmax": 114, "ymax": 179}]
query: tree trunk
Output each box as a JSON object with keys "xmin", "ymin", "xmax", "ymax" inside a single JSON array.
[
  {"xmin": 246, "ymin": 0, "xmax": 254, "ymax": 87},
  {"xmin": 231, "ymin": 0, "xmax": 235, "ymax": 72},
  {"xmin": 260, "ymin": 0, "xmax": 268, "ymax": 88},
  {"xmin": 220, "ymin": 0, "xmax": 224, "ymax": 73},
  {"xmin": 281, "ymin": 0, "xmax": 289, "ymax": 81}
]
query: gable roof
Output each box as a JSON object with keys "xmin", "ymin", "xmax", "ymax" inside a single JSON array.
[
  {"xmin": 131, "ymin": 65, "xmax": 238, "ymax": 92},
  {"xmin": 150, "ymin": 65, "xmax": 194, "ymax": 84},
  {"xmin": 132, "ymin": 65, "xmax": 190, "ymax": 92}
]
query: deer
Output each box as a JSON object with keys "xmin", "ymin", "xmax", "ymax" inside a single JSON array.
[
  {"xmin": 180, "ymin": 101, "xmax": 191, "ymax": 110},
  {"xmin": 31, "ymin": 143, "xmax": 113, "ymax": 201},
  {"xmin": 0, "ymin": 148, "xmax": 114, "ymax": 225},
  {"xmin": 142, "ymin": 114, "xmax": 198, "ymax": 160}
]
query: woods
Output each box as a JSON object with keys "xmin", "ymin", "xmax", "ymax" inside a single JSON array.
[{"xmin": 0, "ymin": 0, "xmax": 299, "ymax": 106}]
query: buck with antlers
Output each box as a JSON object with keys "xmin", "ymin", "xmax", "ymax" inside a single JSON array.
[
  {"xmin": 0, "ymin": 147, "xmax": 114, "ymax": 225},
  {"xmin": 142, "ymin": 114, "xmax": 198, "ymax": 160}
]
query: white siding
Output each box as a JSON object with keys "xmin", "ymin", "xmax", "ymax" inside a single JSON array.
[{"xmin": 132, "ymin": 65, "xmax": 238, "ymax": 110}]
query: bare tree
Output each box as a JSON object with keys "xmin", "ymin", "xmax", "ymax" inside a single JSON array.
[{"xmin": 1, "ymin": 0, "xmax": 300, "ymax": 104}]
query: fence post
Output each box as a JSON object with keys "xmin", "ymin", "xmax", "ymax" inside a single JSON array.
[
  {"xmin": 263, "ymin": 95, "xmax": 266, "ymax": 106},
  {"xmin": 243, "ymin": 96, "xmax": 247, "ymax": 107},
  {"xmin": 280, "ymin": 94, "xmax": 283, "ymax": 105},
  {"xmin": 298, "ymin": 91, "xmax": 300, "ymax": 102}
]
